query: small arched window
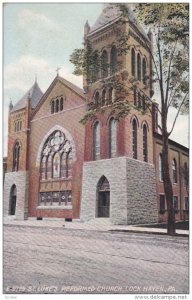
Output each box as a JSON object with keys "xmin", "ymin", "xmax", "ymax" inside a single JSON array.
[
  {"xmin": 101, "ymin": 90, "xmax": 106, "ymax": 106},
  {"xmin": 132, "ymin": 119, "xmax": 137, "ymax": 159},
  {"xmin": 110, "ymin": 46, "xmax": 117, "ymax": 75},
  {"xmin": 93, "ymin": 121, "xmax": 100, "ymax": 160},
  {"xmin": 55, "ymin": 99, "xmax": 59, "ymax": 113},
  {"xmin": 183, "ymin": 163, "xmax": 188, "ymax": 186},
  {"xmin": 51, "ymin": 101, "xmax": 55, "ymax": 114},
  {"xmin": 172, "ymin": 159, "xmax": 177, "ymax": 183},
  {"xmin": 137, "ymin": 53, "xmax": 141, "ymax": 81},
  {"xmin": 159, "ymin": 154, "xmax": 163, "ymax": 181},
  {"xmin": 142, "ymin": 95, "xmax": 146, "ymax": 110},
  {"xmin": 101, "ymin": 50, "xmax": 108, "ymax": 79},
  {"xmin": 131, "ymin": 48, "xmax": 136, "ymax": 77},
  {"xmin": 13, "ymin": 142, "xmax": 21, "ymax": 172},
  {"xmin": 138, "ymin": 92, "xmax": 141, "ymax": 108},
  {"xmin": 142, "ymin": 58, "xmax": 147, "ymax": 84},
  {"xmin": 133, "ymin": 88, "xmax": 137, "ymax": 106},
  {"xmin": 94, "ymin": 91, "xmax": 100, "ymax": 107},
  {"xmin": 143, "ymin": 124, "xmax": 148, "ymax": 162},
  {"xmin": 108, "ymin": 88, "xmax": 113, "ymax": 104},
  {"xmin": 60, "ymin": 97, "xmax": 64, "ymax": 111},
  {"xmin": 109, "ymin": 118, "xmax": 117, "ymax": 158}
]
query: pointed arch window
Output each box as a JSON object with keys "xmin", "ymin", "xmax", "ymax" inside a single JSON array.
[
  {"xmin": 133, "ymin": 88, "xmax": 137, "ymax": 106},
  {"xmin": 131, "ymin": 48, "xmax": 136, "ymax": 77},
  {"xmin": 108, "ymin": 88, "xmax": 113, "ymax": 104},
  {"xmin": 159, "ymin": 154, "xmax": 163, "ymax": 181},
  {"xmin": 110, "ymin": 46, "xmax": 117, "ymax": 75},
  {"xmin": 101, "ymin": 90, "xmax": 106, "ymax": 106},
  {"xmin": 60, "ymin": 97, "xmax": 64, "ymax": 111},
  {"xmin": 132, "ymin": 119, "xmax": 137, "ymax": 159},
  {"xmin": 143, "ymin": 124, "xmax": 148, "ymax": 162},
  {"xmin": 138, "ymin": 92, "xmax": 141, "ymax": 108},
  {"xmin": 109, "ymin": 118, "xmax": 117, "ymax": 158},
  {"xmin": 172, "ymin": 159, "xmax": 177, "ymax": 183},
  {"xmin": 142, "ymin": 58, "xmax": 147, "ymax": 84},
  {"xmin": 94, "ymin": 91, "xmax": 100, "ymax": 107},
  {"xmin": 51, "ymin": 101, "xmax": 54, "ymax": 114},
  {"xmin": 137, "ymin": 53, "xmax": 141, "ymax": 81},
  {"xmin": 93, "ymin": 121, "xmax": 100, "ymax": 160},
  {"xmin": 101, "ymin": 50, "xmax": 108, "ymax": 79},
  {"xmin": 40, "ymin": 130, "xmax": 73, "ymax": 181},
  {"xmin": 55, "ymin": 99, "xmax": 59, "ymax": 113},
  {"xmin": 13, "ymin": 142, "xmax": 21, "ymax": 172}
]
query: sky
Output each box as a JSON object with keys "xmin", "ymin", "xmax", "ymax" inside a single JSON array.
[{"xmin": 3, "ymin": 2, "xmax": 189, "ymax": 156}]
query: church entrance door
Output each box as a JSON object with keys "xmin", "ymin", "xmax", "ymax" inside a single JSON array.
[
  {"xmin": 97, "ymin": 176, "xmax": 110, "ymax": 218},
  {"xmin": 10, "ymin": 185, "xmax": 17, "ymax": 215}
]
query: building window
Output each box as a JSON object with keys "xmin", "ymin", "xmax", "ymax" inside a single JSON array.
[
  {"xmin": 183, "ymin": 162, "xmax": 188, "ymax": 186},
  {"xmin": 133, "ymin": 88, "xmax": 137, "ymax": 106},
  {"xmin": 108, "ymin": 88, "xmax": 113, "ymax": 104},
  {"xmin": 143, "ymin": 124, "xmax": 148, "ymax": 162},
  {"xmin": 172, "ymin": 159, "xmax": 177, "ymax": 183},
  {"xmin": 155, "ymin": 111, "xmax": 158, "ymax": 131},
  {"xmin": 142, "ymin": 95, "xmax": 146, "ymax": 110},
  {"xmin": 138, "ymin": 93, "xmax": 141, "ymax": 108},
  {"xmin": 39, "ymin": 191, "xmax": 72, "ymax": 206},
  {"xmin": 109, "ymin": 118, "xmax": 117, "ymax": 158},
  {"xmin": 14, "ymin": 120, "xmax": 22, "ymax": 132},
  {"xmin": 94, "ymin": 91, "xmax": 100, "ymax": 107},
  {"xmin": 159, "ymin": 194, "xmax": 165, "ymax": 214},
  {"xmin": 110, "ymin": 46, "xmax": 117, "ymax": 75},
  {"xmin": 90, "ymin": 53, "xmax": 99, "ymax": 83},
  {"xmin": 159, "ymin": 154, "xmax": 163, "ymax": 181},
  {"xmin": 101, "ymin": 50, "xmax": 108, "ymax": 79},
  {"xmin": 101, "ymin": 90, "xmax": 106, "ymax": 106},
  {"xmin": 184, "ymin": 197, "xmax": 189, "ymax": 211},
  {"xmin": 13, "ymin": 142, "xmax": 21, "ymax": 171},
  {"xmin": 173, "ymin": 196, "xmax": 178, "ymax": 211},
  {"xmin": 137, "ymin": 53, "xmax": 141, "ymax": 81},
  {"xmin": 40, "ymin": 130, "xmax": 72, "ymax": 181},
  {"xmin": 131, "ymin": 48, "xmax": 136, "ymax": 77},
  {"xmin": 51, "ymin": 101, "xmax": 54, "ymax": 114},
  {"xmin": 93, "ymin": 121, "xmax": 100, "ymax": 160},
  {"xmin": 55, "ymin": 99, "xmax": 59, "ymax": 113},
  {"xmin": 60, "ymin": 97, "xmax": 64, "ymax": 111},
  {"xmin": 142, "ymin": 58, "xmax": 147, "ymax": 84},
  {"xmin": 132, "ymin": 119, "xmax": 137, "ymax": 159}
]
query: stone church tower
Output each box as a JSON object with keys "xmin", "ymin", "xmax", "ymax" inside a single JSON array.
[{"xmin": 80, "ymin": 4, "xmax": 158, "ymax": 224}]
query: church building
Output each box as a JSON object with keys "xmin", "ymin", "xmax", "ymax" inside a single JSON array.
[{"xmin": 3, "ymin": 5, "xmax": 189, "ymax": 225}]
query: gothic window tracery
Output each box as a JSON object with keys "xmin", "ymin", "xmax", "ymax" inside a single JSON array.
[{"xmin": 40, "ymin": 130, "xmax": 72, "ymax": 180}]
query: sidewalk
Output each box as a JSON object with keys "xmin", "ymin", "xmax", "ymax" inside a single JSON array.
[{"xmin": 3, "ymin": 217, "xmax": 189, "ymax": 236}]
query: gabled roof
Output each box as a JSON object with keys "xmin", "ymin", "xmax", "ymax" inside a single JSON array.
[
  {"xmin": 88, "ymin": 4, "xmax": 149, "ymax": 41},
  {"xmin": 11, "ymin": 81, "xmax": 43, "ymax": 113},
  {"xmin": 31, "ymin": 75, "xmax": 86, "ymax": 118}
]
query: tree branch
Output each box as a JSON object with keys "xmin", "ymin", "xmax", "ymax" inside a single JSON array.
[{"xmin": 168, "ymin": 92, "xmax": 189, "ymax": 137}]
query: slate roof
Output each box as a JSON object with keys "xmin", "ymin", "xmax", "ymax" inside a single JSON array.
[
  {"xmin": 11, "ymin": 81, "xmax": 43, "ymax": 113},
  {"xmin": 88, "ymin": 4, "xmax": 149, "ymax": 41}
]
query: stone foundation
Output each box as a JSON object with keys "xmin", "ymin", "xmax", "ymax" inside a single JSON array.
[
  {"xmin": 3, "ymin": 171, "xmax": 29, "ymax": 220},
  {"xmin": 80, "ymin": 157, "xmax": 158, "ymax": 225}
]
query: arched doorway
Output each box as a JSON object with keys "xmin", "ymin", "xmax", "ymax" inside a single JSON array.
[
  {"xmin": 97, "ymin": 176, "xmax": 110, "ymax": 218},
  {"xmin": 10, "ymin": 185, "xmax": 17, "ymax": 215}
]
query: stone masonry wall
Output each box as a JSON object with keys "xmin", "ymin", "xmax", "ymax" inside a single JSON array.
[
  {"xmin": 81, "ymin": 157, "xmax": 158, "ymax": 225},
  {"xmin": 3, "ymin": 171, "xmax": 29, "ymax": 220}
]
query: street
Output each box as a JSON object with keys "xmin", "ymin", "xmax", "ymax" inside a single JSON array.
[{"xmin": 3, "ymin": 224, "xmax": 189, "ymax": 294}]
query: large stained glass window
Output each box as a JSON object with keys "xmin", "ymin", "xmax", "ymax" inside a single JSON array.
[{"xmin": 40, "ymin": 130, "xmax": 73, "ymax": 180}]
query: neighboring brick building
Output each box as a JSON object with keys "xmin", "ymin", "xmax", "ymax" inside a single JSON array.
[{"xmin": 3, "ymin": 5, "xmax": 189, "ymax": 224}]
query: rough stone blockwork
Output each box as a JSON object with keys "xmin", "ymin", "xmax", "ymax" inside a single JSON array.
[
  {"xmin": 4, "ymin": 171, "xmax": 29, "ymax": 220},
  {"xmin": 81, "ymin": 157, "xmax": 158, "ymax": 225}
]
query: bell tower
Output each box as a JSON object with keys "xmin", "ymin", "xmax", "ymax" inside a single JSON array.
[{"xmin": 81, "ymin": 4, "xmax": 158, "ymax": 225}]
